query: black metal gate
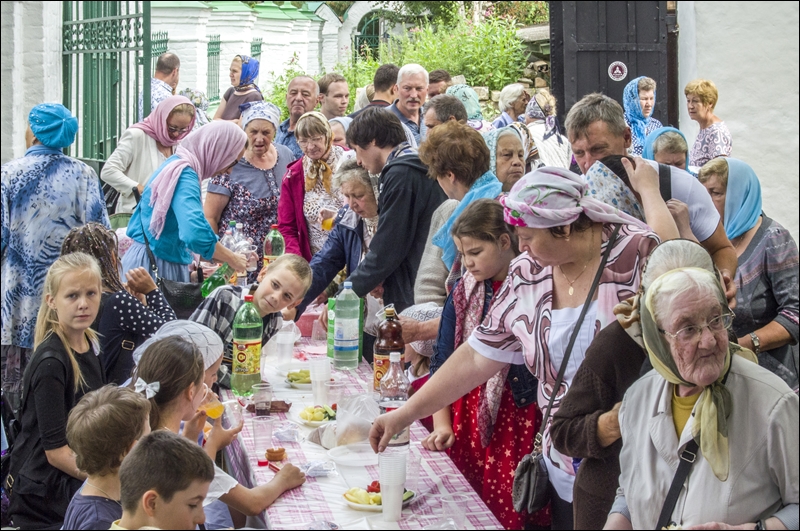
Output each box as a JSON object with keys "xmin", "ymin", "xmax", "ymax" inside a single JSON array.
[{"xmin": 550, "ymin": 1, "xmax": 674, "ymax": 126}]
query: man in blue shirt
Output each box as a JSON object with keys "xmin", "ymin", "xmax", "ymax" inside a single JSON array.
[
  {"xmin": 138, "ymin": 53, "xmax": 180, "ymax": 121},
  {"xmin": 276, "ymin": 75, "xmax": 318, "ymax": 160},
  {"xmin": 388, "ymin": 64, "xmax": 428, "ymax": 144}
]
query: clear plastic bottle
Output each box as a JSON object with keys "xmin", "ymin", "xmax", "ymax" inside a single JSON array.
[
  {"xmin": 232, "ymin": 222, "xmax": 248, "ymax": 287},
  {"xmin": 333, "ymin": 281, "xmax": 360, "ymax": 370},
  {"xmin": 263, "ymin": 224, "xmax": 285, "ymax": 267},
  {"xmin": 231, "ymin": 294, "xmax": 263, "ymax": 397},
  {"xmin": 220, "ymin": 221, "xmax": 236, "ymax": 250},
  {"xmin": 379, "ymin": 351, "xmax": 410, "ymax": 448}
]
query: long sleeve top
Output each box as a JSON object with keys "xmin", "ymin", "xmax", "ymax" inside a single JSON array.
[{"xmin": 100, "ymin": 128, "xmax": 166, "ymax": 214}]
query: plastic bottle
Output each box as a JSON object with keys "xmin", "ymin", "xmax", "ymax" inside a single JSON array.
[
  {"xmin": 232, "ymin": 222, "xmax": 248, "ymax": 287},
  {"xmin": 201, "ymin": 263, "xmax": 234, "ymax": 298},
  {"xmin": 220, "ymin": 222, "xmax": 236, "ymax": 250},
  {"xmin": 373, "ymin": 307, "xmax": 404, "ymax": 393},
  {"xmin": 379, "ymin": 351, "xmax": 410, "ymax": 448},
  {"xmin": 231, "ymin": 294, "xmax": 263, "ymax": 397},
  {"xmin": 263, "ymin": 224, "xmax": 285, "ymax": 267},
  {"xmin": 333, "ymin": 281, "xmax": 360, "ymax": 370}
]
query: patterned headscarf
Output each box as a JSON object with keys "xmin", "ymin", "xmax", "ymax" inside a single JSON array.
[
  {"xmin": 133, "ymin": 320, "xmax": 223, "ymax": 370},
  {"xmin": 446, "ymin": 84, "xmax": 483, "ymax": 121},
  {"xmin": 525, "ymin": 94, "xmax": 560, "ymax": 143},
  {"xmin": 623, "ymin": 76, "xmax": 653, "ymax": 149},
  {"xmin": 297, "ymin": 111, "xmax": 345, "ymax": 194},
  {"xmin": 235, "ymin": 54, "xmax": 260, "ymax": 91},
  {"xmin": 148, "ymin": 121, "xmax": 247, "ymax": 239},
  {"xmin": 501, "ymin": 167, "xmax": 646, "ymax": 229},
  {"xmin": 28, "ymin": 103, "xmax": 79, "ymax": 149},
  {"xmin": 131, "ymin": 95, "xmax": 196, "ymax": 147},
  {"xmin": 240, "ymin": 101, "xmax": 281, "ymax": 133},
  {"xmin": 722, "ymin": 158, "xmax": 763, "ymax": 240},
  {"xmin": 506, "ymin": 122, "xmax": 536, "ymax": 162},
  {"xmin": 584, "ymin": 160, "xmax": 645, "ymax": 221}
]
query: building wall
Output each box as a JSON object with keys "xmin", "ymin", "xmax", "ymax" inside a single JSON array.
[
  {"xmin": 317, "ymin": 5, "xmax": 343, "ymax": 73},
  {"xmin": 678, "ymin": 1, "xmax": 799, "ymax": 241}
]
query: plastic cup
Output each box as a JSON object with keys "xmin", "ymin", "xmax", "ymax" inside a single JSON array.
[
  {"xmin": 406, "ymin": 446, "xmax": 422, "ymax": 494},
  {"xmin": 324, "ymin": 381, "xmax": 345, "ymax": 409},
  {"xmin": 320, "ymin": 207, "xmax": 337, "ymax": 231},
  {"xmin": 251, "ymin": 383, "xmax": 272, "ymax": 417},
  {"xmin": 309, "ymin": 358, "xmax": 331, "ymax": 406},
  {"xmin": 311, "ymin": 319, "xmax": 327, "ymax": 341},
  {"xmin": 245, "ymin": 244, "xmax": 258, "ymax": 272},
  {"xmin": 440, "ymin": 494, "xmax": 470, "ymax": 529},
  {"xmin": 276, "ymin": 330, "xmax": 294, "ymax": 367},
  {"xmin": 380, "ymin": 451, "xmax": 407, "ymax": 522},
  {"xmin": 197, "ymin": 385, "xmax": 225, "ymax": 419},
  {"xmin": 253, "ymin": 417, "xmax": 275, "ymax": 467},
  {"xmin": 222, "ymin": 400, "xmax": 243, "ymax": 429}
]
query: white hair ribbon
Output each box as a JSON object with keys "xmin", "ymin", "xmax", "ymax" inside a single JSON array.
[{"xmin": 134, "ymin": 378, "xmax": 160, "ymax": 399}]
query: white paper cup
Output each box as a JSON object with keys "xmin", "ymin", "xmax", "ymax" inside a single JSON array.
[{"xmin": 381, "ymin": 482, "xmax": 404, "ymax": 522}]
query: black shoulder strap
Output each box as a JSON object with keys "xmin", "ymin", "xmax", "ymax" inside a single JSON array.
[
  {"xmin": 658, "ymin": 163, "xmax": 672, "ymax": 202},
  {"xmin": 20, "ymin": 345, "xmax": 70, "ymax": 415},
  {"xmin": 656, "ymin": 439, "xmax": 700, "ymax": 529}
]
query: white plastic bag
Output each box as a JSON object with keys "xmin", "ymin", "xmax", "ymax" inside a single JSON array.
[{"xmin": 335, "ymin": 393, "xmax": 381, "ymax": 447}]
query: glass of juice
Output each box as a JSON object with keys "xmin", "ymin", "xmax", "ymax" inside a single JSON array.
[{"xmin": 197, "ymin": 384, "xmax": 225, "ymax": 420}]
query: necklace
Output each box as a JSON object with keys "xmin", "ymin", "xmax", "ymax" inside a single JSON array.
[
  {"xmin": 85, "ymin": 482, "xmax": 122, "ymax": 507},
  {"xmin": 558, "ymin": 263, "xmax": 589, "ymax": 296}
]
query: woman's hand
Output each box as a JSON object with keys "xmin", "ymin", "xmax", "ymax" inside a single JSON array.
[
  {"xmin": 126, "ymin": 267, "xmax": 158, "ymax": 295},
  {"xmin": 206, "ymin": 414, "xmax": 244, "ymax": 453},
  {"xmin": 597, "ymin": 402, "xmax": 622, "ymax": 448},
  {"xmin": 370, "ymin": 283, "xmax": 384, "ymax": 299},
  {"xmin": 398, "ymin": 317, "xmax": 422, "ymax": 343},
  {"xmin": 282, "ymin": 308, "xmax": 297, "ymax": 322},
  {"xmin": 421, "ymin": 425, "xmax": 456, "ymax": 451},
  {"xmin": 624, "ymin": 157, "xmax": 660, "ymax": 196},
  {"xmin": 273, "ymin": 463, "xmax": 306, "ymax": 492},
  {"xmin": 369, "ymin": 409, "xmax": 411, "ymax": 453},
  {"xmin": 228, "ymin": 253, "xmax": 249, "ymax": 274},
  {"xmin": 666, "ymin": 199, "xmax": 696, "ymax": 241}
]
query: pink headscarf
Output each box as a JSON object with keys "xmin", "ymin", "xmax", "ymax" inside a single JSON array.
[
  {"xmin": 131, "ymin": 95, "xmax": 196, "ymax": 147},
  {"xmin": 148, "ymin": 121, "xmax": 247, "ymax": 239},
  {"xmin": 500, "ymin": 166, "xmax": 648, "ymax": 229}
]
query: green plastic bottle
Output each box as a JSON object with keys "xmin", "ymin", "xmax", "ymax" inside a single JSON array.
[
  {"xmin": 231, "ymin": 294, "xmax": 263, "ymax": 397},
  {"xmin": 201, "ymin": 263, "xmax": 234, "ymax": 298}
]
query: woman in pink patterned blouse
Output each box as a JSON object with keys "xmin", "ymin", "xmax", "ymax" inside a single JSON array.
[
  {"xmin": 685, "ymin": 79, "xmax": 732, "ymax": 168},
  {"xmin": 370, "ymin": 167, "xmax": 659, "ymax": 529}
]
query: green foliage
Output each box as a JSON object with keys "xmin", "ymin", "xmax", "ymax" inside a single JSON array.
[
  {"xmin": 326, "ymin": 1, "xmax": 356, "ymax": 18},
  {"xmin": 491, "ymin": 1, "xmax": 549, "ymax": 25},
  {"xmin": 375, "ymin": 1, "xmax": 462, "ymax": 27},
  {"xmin": 263, "ymin": 53, "xmax": 307, "ymax": 121}
]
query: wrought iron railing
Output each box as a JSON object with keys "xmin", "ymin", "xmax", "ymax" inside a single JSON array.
[
  {"xmin": 251, "ymin": 37, "xmax": 263, "ymax": 86},
  {"xmin": 150, "ymin": 30, "xmax": 168, "ymax": 75},
  {"xmin": 207, "ymin": 35, "xmax": 221, "ymax": 103}
]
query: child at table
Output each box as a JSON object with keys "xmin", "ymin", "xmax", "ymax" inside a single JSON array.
[
  {"xmin": 63, "ymin": 385, "xmax": 152, "ymax": 530},
  {"xmin": 132, "ymin": 335, "xmax": 306, "ymax": 527},
  {"xmin": 112, "ymin": 430, "xmax": 215, "ymax": 530},
  {"xmin": 190, "ymin": 254, "xmax": 313, "ymax": 360}
]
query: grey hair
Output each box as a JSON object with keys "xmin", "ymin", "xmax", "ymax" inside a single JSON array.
[
  {"xmin": 397, "ymin": 64, "xmax": 429, "ymax": 86},
  {"xmin": 652, "ymin": 131, "xmax": 688, "ymax": 156},
  {"xmin": 422, "ymin": 94, "xmax": 467, "ymax": 123},
  {"xmin": 565, "ymin": 93, "xmax": 627, "ymax": 141},
  {"xmin": 498, "ymin": 84, "xmax": 526, "ymax": 112},
  {"xmin": 289, "ymin": 75, "xmax": 320, "ymax": 98},
  {"xmin": 332, "ymin": 157, "xmax": 374, "ymax": 193},
  {"xmin": 642, "ymin": 239, "xmax": 715, "ymax": 291},
  {"xmin": 650, "ymin": 268, "xmax": 725, "ymax": 329}
]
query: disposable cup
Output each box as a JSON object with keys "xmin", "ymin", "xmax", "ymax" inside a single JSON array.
[
  {"xmin": 406, "ymin": 446, "xmax": 422, "ymax": 493},
  {"xmin": 324, "ymin": 381, "xmax": 345, "ymax": 409},
  {"xmin": 197, "ymin": 384, "xmax": 224, "ymax": 419},
  {"xmin": 276, "ymin": 330, "xmax": 294, "ymax": 367},
  {"xmin": 440, "ymin": 493, "xmax": 470, "ymax": 529},
  {"xmin": 310, "ymin": 357, "xmax": 332, "ymax": 406},
  {"xmin": 252, "ymin": 417, "xmax": 275, "ymax": 467},
  {"xmin": 379, "ymin": 451, "xmax": 407, "ymax": 485},
  {"xmin": 381, "ymin": 482, "xmax": 404, "ymax": 522},
  {"xmin": 222, "ymin": 400, "xmax": 243, "ymax": 429},
  {"xmin": 251, "ymin": 383, "xmax": 272, "ymax": 417}
]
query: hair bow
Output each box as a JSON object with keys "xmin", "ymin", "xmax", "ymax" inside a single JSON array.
[{"xmin": 134, "ymin": 377, "xmax": 160, "ymax": 399}]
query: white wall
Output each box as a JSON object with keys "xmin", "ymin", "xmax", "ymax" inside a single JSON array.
[
  {"xmin": 678, "ymin": 1, "xmax": 799, "ymax": 241},
  {"xmin": 151, "ymin": 3, "xmax": 213, "ymax": 98},
  {"xmin": 317, "ymin": 4, "xmax": 343, "ymax": 73},
  {"xmin": 338, "ymin": 1, "xmax": 380, "ymax": 65},
  {"xmin": 1, "ymin": 1, "xmax": 63, "ymax": 163}
]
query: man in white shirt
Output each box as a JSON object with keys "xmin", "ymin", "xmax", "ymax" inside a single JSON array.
[{"xmin": 138, "ymin": 53, "xmax": 180, "ymax": 121}]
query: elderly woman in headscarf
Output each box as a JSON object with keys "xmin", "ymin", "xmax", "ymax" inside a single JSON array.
[
  {"xmin": 1, "ymin": 103, "xmax": 109, "ymax": 403},
  {"xmin": 482, "ymin": 126, "xmax": 526, "ymax": 193},
  {"xmin": 205, "ymin": 102, "xmax": 294, "ymax": 282},
  {"xmin": 277, "ymin": 111, "xmax": 345, "ymax": 261},
  {"xmin": 698, "ymin": 158, "xmax": 799, "ymax": 389},
  {"xmin": 329, "ymin": 116, "xmax": 353, "ymax": 149},
  {"xmin": 102, "ymin": 95, "xmax": 196, "ymax": 215},
  {"xmin": 370, "ymin": 167, "xmax": 659, "ymax": 530},
  {"xmin": 525, "ymin": 90, "xmax": 572, "ymax": 169},
  {"xmin": 122, "ymin": 121, "xmax": 249, "ymax": 282},
  {"xmin": 179, "ymin": 87, "xmax": 212, "ymax": 130},
  {"xmin": 446, "ymin": 84, "xmax": 494, "ymax": 133},
  {"xmin": 623, "ymin": 76, "xmax": 663, "ymax": 156},
  {"xmin": 642, "ymin": 126, "xmax": 690, "ymax": 171},
  {"xmin": 214, "ymin": 54, "xmax": 263, "ymax": 123},
  {"xmin": 605, "ymin": 265, "xmax": 798, "ymax": 530}
]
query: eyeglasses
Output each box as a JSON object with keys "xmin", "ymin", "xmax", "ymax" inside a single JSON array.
[
  {"xmin": 167, "ymin": 125, "xmax": 190, "ymax": 134},
  {"xmin": 659, "ymin": 312, "xmax": 734, "ymax": 344},
  {"xmin": 297, "ymin": 136, "xmax": 326, "ymax": 147}
]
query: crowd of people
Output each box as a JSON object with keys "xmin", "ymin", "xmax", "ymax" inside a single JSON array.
[{"xmin": 1, "ymin": 49, "xmax": 797, "ymax": 531}]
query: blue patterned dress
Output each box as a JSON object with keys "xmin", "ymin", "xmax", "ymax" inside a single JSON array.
[{"xmin": 1, "ymin": 147, "xmax": 109, "ymax": 390}]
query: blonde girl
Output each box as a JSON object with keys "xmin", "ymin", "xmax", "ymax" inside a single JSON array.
[{"xmin": 7, "ymin": 252, "xmax": 106, "ymax": 529}]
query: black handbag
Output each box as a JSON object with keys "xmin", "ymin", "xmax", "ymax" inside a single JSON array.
[
  {"xmin": 133, "ymin": 189, "xmax": 205, "ymax": 320},
  {"xmin": 103, "ymin": 181, "xmax": 121, "ymax": 214},
  {"xmin": 512, "ymin": 224, "xmax": 621, "ymax": 514}
]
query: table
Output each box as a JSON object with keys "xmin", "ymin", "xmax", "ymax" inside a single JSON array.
[{"xmin": 221, "ymin": 339, "xmax": 503, "ymax": 530}]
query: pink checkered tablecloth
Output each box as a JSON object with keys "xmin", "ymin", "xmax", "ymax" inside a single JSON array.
[{"xmin": 221, "ymin": 339, "xmax": 503, "ymax": 530}]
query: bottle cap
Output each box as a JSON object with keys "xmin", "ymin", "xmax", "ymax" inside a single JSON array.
[
  {"xmin": 343, "ymin": 281, "xmax": 352, "ymax": 290},
  {"xmin": 244, "ymin": 294, "xmax": 254, "ymax": 302},
  {"xmin": 389, "ymin": 351, "xmax": 402, "ymax": 362},
  {"xmin": 271, "ymin": 224, "xmax": 279, "ymax": 229},
  {"xmin": 229, "ymin": 220, "xmax": 236, "ymax": 226}
]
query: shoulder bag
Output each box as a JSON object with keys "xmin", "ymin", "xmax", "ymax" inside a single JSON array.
[{"xmin": 512, "ymin": 223, "xmax": 621, "ymax": 514}]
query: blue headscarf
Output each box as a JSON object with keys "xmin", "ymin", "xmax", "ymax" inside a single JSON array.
[
  {"xmin": 642, "ymin": 126, "xmax": 689, "ymax": 169},
  {"xmin": 446, "ymin": 84, "xmax": 483, "ymax": 121},
  {"xmin": 483, "ymin": 127, "xmax": 522, "ymax": 176},
  {"xmin": 623, "ymin": 76, "xmax": 652, "ymax": 149},
  {"xmin": 28, "ymin": 103, "xmax": 79, "ymax": 149},
  {"xmin": 236, "ymin": 55, "xmax": 260, "ymax": 90},
  {"xmin": 432, "ymin": 171, "xmax": 503, "ymax": 270},
  {"xmin": 722, "ymin": 158, "xmax": 762, "ymax": 240}
]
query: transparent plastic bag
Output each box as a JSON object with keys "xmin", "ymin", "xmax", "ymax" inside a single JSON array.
[
  {"xmin": 299, "ymin": 460, "xmax": 338, "ymax": 478},
  {"xmin": 335, "ymin": 393, "xmax": 381, "ymax": 447}
]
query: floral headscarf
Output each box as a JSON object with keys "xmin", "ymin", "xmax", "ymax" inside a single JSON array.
[
  {"xmin": 507, "ymin": 122, "xmax": 536, "ymax": 162},
  {"xmin": 525, "ymin": 94, "xmax": 561, "ymax": 143},
  {"xmin": 235, "ymin": 54, "xmax": 261, "ymax": 91},
  {"xmin": 623, "ymin": 76, "xmax": 653, "ymax": 149},
  {"xmin": 584, "ymin": 160, "xmax": 645, "ymax": 221},
  {"xmin": 446, "ymin": 84, "xmax": 484, "ymax": 121},
  {"xmin": 239, "ymin": 101, "xmax": 281, "ymax": 133},
  {"xmin": 297, "ymin": 111, "xmax": 345, "ymax": 194}
]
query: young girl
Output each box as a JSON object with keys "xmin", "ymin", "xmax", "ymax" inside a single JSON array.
[
  {"xmin": 132, "ymin": 336, "xmax": 305, "ymax": 529},
  {"xmin": 7, "ymin": 252, "xmax": 106, "ymax": 529},
  {"xmin": 424, "ymin": 199, "xmax": 549, "ymax": 530},
  {"xmin": 61, "ymin": 223, "xmax": 176, "ymax": 385}
]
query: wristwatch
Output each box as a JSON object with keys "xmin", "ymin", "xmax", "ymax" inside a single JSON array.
[{"xmin": 749, "ymin": 332, "xmax": 761, "ymax": 354}]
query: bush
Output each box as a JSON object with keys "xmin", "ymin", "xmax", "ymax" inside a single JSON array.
[{"xmin": 263, "ymin": 53, "xmax": 307, "ymax": 122}]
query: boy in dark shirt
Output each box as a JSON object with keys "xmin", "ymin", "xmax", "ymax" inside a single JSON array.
[{"xmin": 63, "ymin": 385, "xmax": 151, "ymax": 530}]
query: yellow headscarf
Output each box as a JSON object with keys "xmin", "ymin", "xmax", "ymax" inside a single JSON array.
[
  {"xmin": 640, "ymin": 267, "xmax": 756, "ymax": 481},
  {"xmin": 297, "ymin": 111, "xmax": 343, "ymax": 194}
]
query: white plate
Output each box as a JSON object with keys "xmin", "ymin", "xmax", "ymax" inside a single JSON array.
[
  {"xmin": 327, "ymin": 443, "xmax": 379, "ymax": 467},
  {"xmin": 342, "ymin": 491, "xmax": 416, "ymax": 512},
  {"xmin": 301, "ymin": 418, "xmax": 332, "ymax": 428},
  {"xmin": 285, "ymin": 378, "xmax": 312, "ymax": 390}
]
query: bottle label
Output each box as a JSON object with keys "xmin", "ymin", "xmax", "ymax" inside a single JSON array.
[
  {"xmin": 380, "ymin": 401, "xmax": 409, "ymax": 446},
  {"xmin": 334, "ymin": 318, "xmax": 359, "ymax": 340},
  {"xmin": 373, "ymin": 353, "xmax": 390, "ymax": 391},
  {"xmin": 232, "ymin": 339, "xmax": 261, "ymax": 375}
]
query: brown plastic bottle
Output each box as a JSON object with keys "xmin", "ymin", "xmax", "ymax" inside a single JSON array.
[{"xmin": 373, "ymin": 307, "xmax": 404, "ymax": 392}]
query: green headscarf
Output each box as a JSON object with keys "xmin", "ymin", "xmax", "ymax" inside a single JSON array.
[{"xmin": 446, "ymin": 84, "xmax": 483, "ymax": 121}]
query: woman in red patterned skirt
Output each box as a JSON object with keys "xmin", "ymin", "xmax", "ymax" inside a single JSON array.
[{"xmin": 423, "ymin": 199, "xmax": 550, "ymax": 529}]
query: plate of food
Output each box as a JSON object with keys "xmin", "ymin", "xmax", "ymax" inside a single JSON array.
[
  {"xmin": 298, "ymin": 405, "xmax": 336, "ymax": 427},
  {"xmin": 286, "ymin": 369, "xmax": 312, "ymax": 389},
  {"xmin": 327, "ymin": 443, "xmax": 378, "ymax": 467},
  {"xmin": 342, "ymin": 483, "xmax": 415, "ymax": 512}
]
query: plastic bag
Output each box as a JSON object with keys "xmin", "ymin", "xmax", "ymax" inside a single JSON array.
[
  {"xmin": 299, "ymin": 460, "xmax": 338, "ymax": 478},
  {"xmin": 335, "ymin": 393, "xmax": 381, "ymax": 447},
  {"xmin": 274, "ymin": 423, "xmax": 303, "ymax": 443}
]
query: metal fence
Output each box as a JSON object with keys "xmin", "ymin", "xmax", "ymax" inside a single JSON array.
[
  {"xmin": 251, "ymin": 37, "xmax": 263, "ymax": 86},
  {"xmin": 207, "ymin": 34, "xmax": 221, "ymax": 103},
  {"xmin": 62, "ymin": 0, "xmax": 151, "ymax": 163},
  {"xmin": 150, "ymin": 30, "xmax": 169, "ymax": 74}
]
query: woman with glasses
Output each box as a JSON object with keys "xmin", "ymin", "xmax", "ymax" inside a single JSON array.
[
  {"xmin": 102, "ymin": 95, "xmax": 196, "ymax": 215},
  {"xmin": 604, "ymin": 265, "xmax": 797, "ymax": 530},
  {"xmin": 122, "ymin": 121, "xmax": 249, "ymax": 282},
  {"xmin": 277, "ymin": 111, "xmax": 345, "ymax": 261}
]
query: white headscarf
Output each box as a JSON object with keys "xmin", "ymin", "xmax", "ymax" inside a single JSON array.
[{"xmin": 133, "ymin": 320, "xmax": 223, "ymax": 370}]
